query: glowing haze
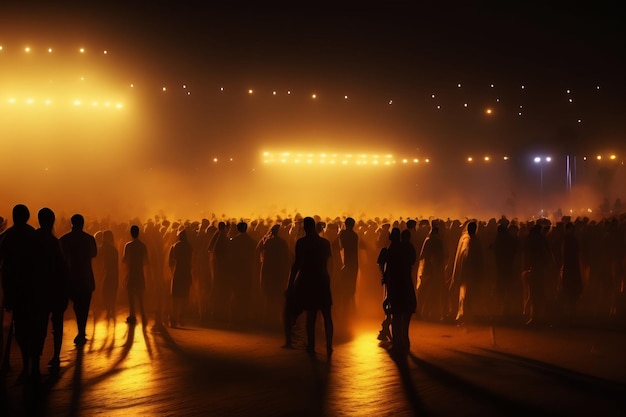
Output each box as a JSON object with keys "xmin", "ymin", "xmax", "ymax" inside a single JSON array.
[{"xmin": 1, "ymin": 2, "xmax": 624, "ymax": 222}]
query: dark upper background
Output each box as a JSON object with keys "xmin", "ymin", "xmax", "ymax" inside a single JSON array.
[{"xmin": 1, "ymin": 0, "xmax": 624, "ymax": 160}]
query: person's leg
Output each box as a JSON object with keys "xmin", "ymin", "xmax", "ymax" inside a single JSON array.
[
  {"xmin": 127, "ymin": 288, "xmax": 136, "ymax": 323},
  {"xmin": 305, "ymin": 309, "xmax": 317, "ymax": 352},
  {"xmin": 321, "ymin": 307, "xmax": 334, "ymax": 357}
]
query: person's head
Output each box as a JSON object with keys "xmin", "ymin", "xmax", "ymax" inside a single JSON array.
[
  {"xmin": 406, "ymin": 219, "xmax": 417, "ymax": 229},
  {"xmin": 467, "ymin": 221, "xmax": 477, "ymax": 236},
  {"xmin": 389, "ymin": 227, "xmax": 401, "ymax": 242},
  {"xmin": 218, "ymin": 221, "xmax": 226, "ymax": 231},
  {"xmin": 237, "ymin": 221, "xmax": 248, "ymax": 233},
  {"xmin": 178, "ymin": 229, "xmax": 187, "ymax": 241},
  {"xmin": 103, "ymin": 230, "xmax": 114, "ymax": 245},
  {"xmin": 12, "ymin": 204, "xmax": 30, "ymax": 225},
  {"xmin": 270, "ymin": 224, "xmax": 280, "ymax": 237},
  {"xmin": 130, "ymin": 224, "xmax": 140, "ymax": 238},
  {"xmin": 345, "ymin": 217, "xmax": 355, "ymax": 230},
  {"xmin": 401, "ymin": 229, "xmax": 411, "ymax": 242},
  {"xmin": 71, "ymin": 214, "xmax": 85, "ymax": 231},
  {"xmin": 303, "ymin": 216, "xmax": 316, "ymax": 235},
  {"xmin": 38, "ymin": 207, "xmax": 55, "ymax": 230}
]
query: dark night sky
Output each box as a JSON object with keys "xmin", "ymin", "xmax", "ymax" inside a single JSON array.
[{"xmin": 2, "ymin": 1, "xmax": 625, "ymax": 156}]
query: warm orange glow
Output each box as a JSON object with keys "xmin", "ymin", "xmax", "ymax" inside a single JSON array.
[{"xmin": 486, "ymin": 108, "xmax": 493, "ymax": 114}]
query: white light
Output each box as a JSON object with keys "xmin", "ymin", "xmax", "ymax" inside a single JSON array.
[
  {"xmin": 162, "ymin": 87, "xmax": 167, "ymax": 92},
  {"xmin": 464, "ymin": 103, "xmax": 468, "ymax": 107},
  {"xmin": 91, "ymin": 101, "xmax": 98, "ymax": 107},
  {"xmin": 534, "ymin": 157, "xmax": 541, "ymax": 163},
  {"xmin": 116, "ymin": 103, "xmax": 123, "ymax": 109},
  {"xmin": 213, "ymin": 158, "xmax": 218, "ymax": 162},
  {"xmin": 569, "ymin": 98, "xmax": 573, "ymax": 103},
  {"xmin": 546, "ymin": 157, "xmax": 552, "ymax": 162},
  {"xmin": 566, "ymin": 89, "xmax": 571, "ymax": 94},
  {"xmin": 187, "ymin": 91, "xmax": 191, "ymax": 95},
  {"xmin": 8, "ymin": 98, "xmax": 15, "ymax": 104},
  {"xmin": 48, "ymin": 48, "xmax": 53, "ymax": 53},
  {"xmin": 182, "ymin": 84, "xmax": 187, "ymax": 89},
  {"xmin": 490, "ymin": 84, "xmax": 494, "ymax": 88},
  {"xmin": 521, "ymin": 85, "xmax": 525, "ymax": 89},
  {"xmin": 287, "ymin": 90, "xmax": 291, "ymax": 95},
  {"xmin": 26, "ymin": 98, "xmax": 34, "ymax": 105},
  {"xmin": 344, "ymin": 95, "xmax": 348, "ymax": 99},
  {"xmin": 44, "ymin": 99, "xmax": 52, "ymax": 105},
  {"xmin": 25, "ymin": 46, "xmax": 31, "ymax": 52},
  {"xmin": 0, "ymin": 45, "xmax": 3, "ymax": 51},
  {"xmin": 130, "ymin": 83, "xmax": 135, "ymax": 88},
  {"xmin": 388, "ymin": 100, "xmax": 393, "ymax": 105},
  {"xmin": 103, "ymin": 50, "xmax": 108, "ymax": 54},
  {"xmin": 272, "ymin": 91, "xmax": 277, "ymax": 95},
  {"xmin": 73, "ymin": 100, "xmax": 81, "ymax": 106},
  {"xmin": 577, "ymin": 119, "xmax": 582, "ymax": 123},
  {"xmin": 248, "ymin": 89, "xmax": 253, "ymax": 94},
  {"xmin": 312, "ymin": 94, "xmax": 316, "ymax": 99},
  {"xmin": 220, "ymin": 87, "xmax": 224, "ymax": 91},
  {"xmin": 436, "ymin": 105, "xmax": 441, "ymax": 109},
  {"xmin": 431, "ymin": 94, "xmax": 435, "ymax": 99},
  {"xmin": 79, "ymin": 48, "xmax": 85, "ymax": 53}
]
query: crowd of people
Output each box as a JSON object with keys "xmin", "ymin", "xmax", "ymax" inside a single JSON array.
[{"xmin": 1, "ymin": 203, "xmax": 626, "ymax": 379}]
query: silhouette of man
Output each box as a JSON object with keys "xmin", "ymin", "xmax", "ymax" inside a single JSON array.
[
  {"xmin": 123, "ymin": 225, "xmax": 149, "ymax": 326},
  {"xmin": 229, "ymin": 221, "xmax": 257, "ymax": 323},
  {"xmin": 60, "ymin": 214, "xmax": 97, "ymax": 345},
  {"xmin": 287, "ymin": 216, "xmax": 334, "ymax": 358},
  {"xmin": 0, "ymin": 204, "xmax": 38, "ymax": 381},
  {"xmin": 169, "ymin": 229, "xmax": 193, "ymax": 327},
  {"xmin": 35, "ymin": 208, "xmax": 69, "ymax": 370},
  {"xmin": 258, "ymin": 224, "xmax": 291, "ymax": 329},
  {"xmin": 337, "ymin": 217, "xmax": 359, "ymax": 319}
]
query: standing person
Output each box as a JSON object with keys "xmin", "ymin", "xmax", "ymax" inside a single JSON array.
[
  {"xmin": 0, "ymin": 204, "xmax": 38, "ymax": 381},
  {"xmin": 168, "ymin": 229, "xmax": 193, "ymax": 327},
  {"xmin": 450, "ymin": 221, "xmax": 484, "ymax": 324},
  {"xmin": 208, "ymin": 221, "xmax": 231, "ymax": 322},
  {"xmin": 286, "ymin": 216, "xmax": 334, "ymax": 358},
  {"xmin": 100, "ymin": 230, "xmax": 119, "ymax": 321},
  {"xmin": 258, "ymin": 224, "xmax": 291, "ymax": 329},
  {"xmin": 35, "ymin": 208, "xmax": 69, "ymax": 370},
  {"xmin": 335, "ymin": 217, "xmax": 359, "ymax": 324},
  {"xmin": 378, "ymin": 228, "xmax": 417, "ymax": 357},
  {"xmin": 560, "ymin": 222, "xmax": 583, "ymax": 321},
  {"xmin": 229, "ymin": 221, "xmax": 257, "ymax": 324},
  {"xmin": 122, "ymin": 225, "xmax": 149, "ymax": 326},
  {"xmin": 60, "ymin": 214, "xmax": 97, "ymax": 345},
  {"xmin": 418, "ymin": 225, "xmax": 447, "ymax": 321}
]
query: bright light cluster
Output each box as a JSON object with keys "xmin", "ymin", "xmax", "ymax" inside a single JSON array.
[
  {"xmin": 3, "ymin": 97, "xmax": 124, "ymax": 109},
  {"xmin": 262, "ymin": 151, "xmax": 430, "ymax": 166}
]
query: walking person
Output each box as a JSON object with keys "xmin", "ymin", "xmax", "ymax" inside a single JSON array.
[
  {"xmin": 286, "ymin": 217, "xmax": 334, "ymax": 358},
  {"xmin": 122, "ymin": 225, "xmax": 149, "ymax": 326},
  {"xmin": 60, "ymin": 214, "xmax": 97, "ymax": 345}
]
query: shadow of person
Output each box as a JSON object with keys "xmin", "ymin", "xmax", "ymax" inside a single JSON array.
[{"xmin": 69, "ymin": 345, "xmax": 85, "ymax": 417}]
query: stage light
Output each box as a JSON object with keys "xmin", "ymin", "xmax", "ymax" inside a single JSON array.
[
  {"xmin": 312, "ymin": 94, "xmax": 316, "ymax": 99},
  {"xmin": 486, "ymin": 108, "xmax": 492, "ymax": 114},
  {"xmin": 162, "ymin": 87, "xmax": 167, "ymax": 92},
  {"xmin": 344, "ymin": 95, "xmax": 348, "ymax": 99},
  {"xmin": 25, "ymin": 46, "xmax": 31, "ymax": 53},
  {"xmin": 48, "ymin": 48, "xmax": 53, "ymax": 53},
  {"xmin": 248, "ymin": 89, "xmax": 253, "ymax": 94},
  {"xmin": 79, "ymin": 48, "xmax": 85, "ymax": 53},
  {"xmin": 116, "ymin": 103, "xmax": 123, "ymax": 109},
  {"xmin": 610, "ymin": 155, "xmax": 617, "ymax": 160},
  {"xmin": 26, "ymin": 98, "xmax": 34, "ymax": 105},
  {"xmin": 484, "ymin": 156, "xmax": 490, "ymax": 161},
  {"xmin": 73, "ymin": 100, "xmax": 81, "ymax": 106},
  {"xmin": 103, "ymin": 50, "xmax": 108, "ymax": 54},
  {"xmin": 534, "ymin": 157, "xmax": 541, "ymax": 163},
  {"xmin": 467, "ymin": 157, "xmax": 473, "ymax": 162}
]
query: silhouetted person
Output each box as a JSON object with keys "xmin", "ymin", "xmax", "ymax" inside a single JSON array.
[
  {"xmin": 169, "ymin": 229, "xmax": 193, "ymax": 327},
  {"xmin": 60, "ymin": 214, "xmax": 97, "ymax": 345},
  {"xmin": 287, "ymin": 216, "xmax": 334, "ymax": 358},
  {"xmin": 258, "ymin": 224, "xmax": 291, "ymax": 328},
  {"xmin": 100, "ymin": 230, "xmax": 119, "ymax": 321},
  {"xmin": 492, "ymin": 222, "xmax": 518, "ymax": 320},
  {"xmin": 450, "ymin": 221, "xmax": 483, "ymax": 324},
  {"xmin": 123, "ymin": 225, "xmax": 149, "ymax": 326},
  {"xmin": 229, "ymin": 221, "xmax": 258, "ymax": 324},
  {"xmin": 522, "ymin": 223, "xmax": 550, "ymax": 325},
  {"xmin": 560, "ymin": 222, "xmax": 583, "ymax": 321},
  {"xmin": 418, "ymin": 225, "xmax": 446, "ymax": 321},
  {"xmin": 0, "ymin": 204, "xmax": 38, "ymax": 381},
  {"xmin": 33, "ymin": 208, "xmax": 70, "ymax": 371},
  {"xmin": 378, "ymin": 228, "xmax": 417, "ymax": 356},
  {"xmin": 335, "ymin": 217, "xmax": 359, "ymax": 323},
  {"xmin": 208, "ymin": 221, "xmax": 230, "ymax": 322}
]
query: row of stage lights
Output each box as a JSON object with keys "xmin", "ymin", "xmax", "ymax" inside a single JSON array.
[
  {"xmin": 260, "ymin": 152, "xmax": 624, "ymax": 167},
  {"xmin": 0, "ymin": 44, "xmax": 609, "ymax": 122},
  {"xmin": 3, "ymin": 97, "xmax": 123, "ymax": 109}
]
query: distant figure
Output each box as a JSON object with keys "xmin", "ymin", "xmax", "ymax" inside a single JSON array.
[
  {"xmin": 418, "ymin": 225, "xmax": 446, "ymax": 321},
  {"xmin": 169, "ymin": 229, "xmax": 193, "ymax": 327},
  {"xmin": 208, "ymin": 221, "xmax": 231, "ymax": 322},
  {"xmin": 229, "ymin": 221, "xmax": 258, "ymax": 323},
  {"xmin": 35, "ymin": 208, "xmax": 69, "ymax": 370},
  {"xmin": 287, "ymin": 216, "xmax": 334, "ymax": 358},
  {"xmin": 258, "ymin": 224, "xmax": 291, "ymax": 328},
  {"xmin": 60, "ymin": 214, "xmax": 98, "ymax": 345},
  {"xmin": 0, "ymin": 204, "xmax": 39, "ymax": 381},
  {"xmin": 377, "ymin": 228, "xmax": 417, "ymax": 356},
  {"xmin": 522, "ymin": 223, "xmax": 550, "ymax": 325},
  {"xmin": 450, "ymin": 221, "xmax": 483, "ymax": 324},
  {"xmin": 335, "ymin": 217, "xmax": 359, "ymax": 323},
  {"xmin": 559, "ymin": 222, "xmax": 583, "ymax": 320},
  {"xmin": 100, "ymin": 230, "xmax": 119, "ymax": 321},
  {"xmin": 492, "ymin": 222, "xmax": 518, "ymax": 320},
  {"xmin": 122, "ymin": 225, "xmax": 149, "ymax": 326}
]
